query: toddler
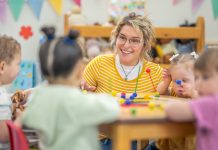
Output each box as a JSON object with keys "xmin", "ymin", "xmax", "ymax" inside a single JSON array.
[
  {"xmin": 166, "ymin": 48, "xmax": 218, "ymax": 150},
  {"xmin": 147, "ymin": 53, "xmax": 199, "ymax": 150},
  {"xmin": 157, "ymin": 52, "xmax": 198, "ymax": 98},
  {"xmin": 0, "ymin": 35, "xmax": 21, "ymax": 147},
  {"xmin": 17, "ymin": 27, "xmax": 120, "ymax": 150}
]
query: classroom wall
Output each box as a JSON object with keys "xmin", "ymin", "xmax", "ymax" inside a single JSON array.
[
  {"xmin": 0, "ymin": 0, "xmax": 73, "ymax": 61},
  {"xmin": 146, "ymin": 0, "xmax": 218, "ymax": 43},
  {"xmin": 0, "ymin": 0, "xmax": 218, "ymax": 62}
]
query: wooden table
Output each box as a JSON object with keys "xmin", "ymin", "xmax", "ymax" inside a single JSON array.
[{"xmin": 100, "ymin": 96, "xmax": 195, "ymax": 150}]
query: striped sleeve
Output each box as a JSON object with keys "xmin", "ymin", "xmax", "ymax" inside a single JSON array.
[{"xmin": 82, "ymin": 56, "xmax": 101, "ymax": 87}]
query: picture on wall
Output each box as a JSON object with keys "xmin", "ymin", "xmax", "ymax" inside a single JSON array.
[{"xmin": 109, "ymin": 0, "xmax": 144, "ymax": 21}]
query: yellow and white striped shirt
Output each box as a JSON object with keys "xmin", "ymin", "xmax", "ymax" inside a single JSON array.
[{"xmin": 83, "ymin": 54, "xmax": 163, "ymax": 94}]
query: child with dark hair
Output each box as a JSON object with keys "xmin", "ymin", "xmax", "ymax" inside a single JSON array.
[
  {"xmin": 17, "ymin": 27, "xmax": 120, "ymax": 150},
  {"xmin": 0, "ymin": 35, "xmax": 21, "ymax": 148},
  {"xmin": 166, "ymin": 48, "xmax": 218, "ymax": 150}
]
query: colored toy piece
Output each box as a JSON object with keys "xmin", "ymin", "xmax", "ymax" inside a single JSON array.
[
  {"xmin": 145, "ymin": 68, "xmax": 156, "ymax": 91},
  {"xmin": 153, "ymin": 92, "xmax": 160, "ymax": 97},
  {"xmin": 130, "ymin": 108, "xmax": 137, "ymax": 116},
  {"xmin": 132, "ymin": 92, "xmax": 137, "ymax": 98},
  {"xmin": 145, "ymin": 68, "xmax": 151, "ymax": 73},
  {"xmin": 148, "ymin": 102, "xmax": 155, "ymax": 110},
  {"xmin": 121, "ymin": 92, "xmax": 126, "ymax": 99},
  {"xmin": 175, "ymin": 79, "xmax": 182, "ymax": 85},
  {"xmin": 82, "ymin": 90, "xmax": 87, "ymax": 94},
  {"xmin": 144, "ymin": 93, "xmax": 153, "ymax": 100},
  {"xmin": 111, "ymin": 90, "xmax": 117, "ymax": 96},
  {"xmin": 118, "ymin": 98, "xmax": 125, "ymax": 104},
  {"xmin": 125, "ymin": 99, "xmax": 132, "ymax": 105}
]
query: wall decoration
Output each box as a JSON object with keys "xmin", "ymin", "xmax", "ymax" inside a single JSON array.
[
  {"xmin": 48, "ymin": 0, "xmax": 62, "ymax": 16},
  {"xmin": 74, "ymin": 0, "xmax": 80, "ymax": 6},
  {"xmin": 8, "ymin": 0, "xmax": 24, "ymax": 21},
  {"xmin": 11, "ymin": 61, "xmax": 36, "ymax": 92},
  {"xmin": 27, "ymin": 0, "xmax": 44, "ymax": 19},
  {"xmin": 172, "ymin": 0, "xmax": 183, "ymax": 5},
  {"xmin": 19, "ymin": 26, "xmax": 33, "ymax": 40},
  {"xmin": 0, "ymin": 0, "xmax": 7, "ymax": 23},
  {"xmin": 211, "ymin": 0, "xmax": 218, "ymax": 19},
  {"xmin": 192, "ymin": 0, "xmax": 204, "ymax": 13},
  {"xmin": 109, "ymin": 0, "xmax": 144, "ymax": 21}
]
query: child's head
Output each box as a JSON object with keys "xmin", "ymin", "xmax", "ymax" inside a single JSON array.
[
  {"xmin": 169, "ymin": 53, "xmax": 198, "ymax": 97},
  {"xmin": 194, "ymin": 48, "xmax": 218, "ymax": 96},
  {"xmin": 0, "ymin": 35, "xmax": 21, "ymax": 85},
  {"xmin": 39, "ymin": 27, "xmax": 83, "ymax": 86}
]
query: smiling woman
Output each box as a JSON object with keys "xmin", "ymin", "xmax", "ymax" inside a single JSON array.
[{"xmin": 81, "ymin": 12, "xmax": 163, "ymax": 94}]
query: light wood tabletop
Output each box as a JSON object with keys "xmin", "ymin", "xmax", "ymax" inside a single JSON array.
[{"xmin": 99, "ymin": 95, "xmax": 195, "ymax": 150}]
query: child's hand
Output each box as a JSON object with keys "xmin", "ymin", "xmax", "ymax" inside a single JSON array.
[
  {"xmin": 162, "ymin": 69, "xmax": 171, "ymax": 84},
  {"xmin": 80, "ymin": 80, "xmax": 96, "ymax": 92},
  {"xmin": 182, "ymin": 83, "xmax": 198, "ymax": 98}
]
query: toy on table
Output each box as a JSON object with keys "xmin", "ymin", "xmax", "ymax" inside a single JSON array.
[{"xmin": 146, "ymin": 68, "xmax": 156, "ymax": 91}]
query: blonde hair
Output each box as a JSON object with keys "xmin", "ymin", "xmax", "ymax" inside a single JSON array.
[
  {"xmin": 170, "ymin": 54, "xmax": 197, "ymax": 71},
  {"xmin": 111, "ymin": 12, "xmax": 155, "ymax": 59},
  {"xmin": 0, "ymin": 35, "xmax": 21, "ymax": 64}
]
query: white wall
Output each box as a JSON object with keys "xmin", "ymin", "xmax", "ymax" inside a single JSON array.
[
  {"xmin": 0, "ymin": 0, "xmax": 218, "ymax": 62},
  {"xmin": 0, "ymin": 0, "xmax": 73, "ymax": 61},
  {"xmin": 146, "ymin": 0, "xmax": 218, "ymax": 42}
]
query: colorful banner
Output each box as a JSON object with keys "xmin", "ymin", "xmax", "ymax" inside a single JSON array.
[
  {"xmin": 74, "ymin": 0, "xmax": 80, "ymax": 6},
  {"xmin": 211, "ymin": 0, "xmax": 218, "ymax": 19},
  {"xmin": 8, "ymin": 0, "xmax": 24, "ymax": 21},
  {"xmin": 27, "ymin": 0, "xmax": 44, "ymax": 19},
  {"xmin": 192, "ymin": 0, "xmax": 204, "ymax": 13},
  {"xmin": 0, "ymin": 0, "xmax": 7, "ymax": 23},
  {"xmin": 172, "ymin": 0, "xmax": 183, "ymax": 6},
  {"xmin": 48, "ymin": 0, "xmax": 62, "ymax": 16}
]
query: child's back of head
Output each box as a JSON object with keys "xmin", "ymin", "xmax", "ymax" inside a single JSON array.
[
  {"xmin": 39, "ymin": 27, "xmax": 83, "ymax": 85},
  {"xmin": 0, "ymin": 35, "xmax": 21, "ymax": 85}
]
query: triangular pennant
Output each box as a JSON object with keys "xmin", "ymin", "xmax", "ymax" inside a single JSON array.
[
  {"xmin": 192, "ymin": 0, "xmax": 204, "ymax": 13},
  {"xmin": 0, "ymin": 0, "xmax": 7, "ymax": 23},
  {"xmin": 27, "ymin": 0, "xmax": 44, "ymax": 19},
  {"xmin": 211, "ymin": 0, "xmax": 218, "ymax": 19},
  {"xmin": 73, "ymin": 0, "xmax": 81, "ymax": 6},
  {"xmin": 172, "ymin": 0, "xmax": 183, "ymax": 6},
  {"xmin": 48, "ymin": 0, "xmax": 62, "ymax": 16},
  {"xmin": 8, "ymin": 0, "xmax": 24, "ymax": 21}
]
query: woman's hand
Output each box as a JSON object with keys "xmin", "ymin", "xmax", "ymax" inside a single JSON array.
[{"xmin": 80, "ymin": 80, "xmax": 96, "ymax": 92}]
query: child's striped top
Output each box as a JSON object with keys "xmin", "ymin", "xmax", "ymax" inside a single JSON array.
[{"xmin": 82, "ymin": 54, "xmax": 163, "ymax": 94}]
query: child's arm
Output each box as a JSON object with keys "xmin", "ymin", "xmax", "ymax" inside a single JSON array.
[
  {"xmin": 157, "ymin": 69, "xmax": 171, "ymax": 95},
  {"xmin": 165, "ymin": 101, "xmax": 195, "ymax": 122},
  {"xmin": 0, "ymin": 121, "xmax": 9, "ymax": 142}
]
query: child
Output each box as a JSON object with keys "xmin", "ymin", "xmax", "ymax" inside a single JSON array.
[
  {"xmin": 157, "ymin": 52, "xmax": 198, "ymax": 98},
  {"xmin": 166, "ymin": 48, "xmax": 218, "ymax": 150},
  {"xmin": 147, "ymin": 53, "xmax": 198, "ymax": 150},
  {"xmin": 17, "ymin": 27, "xmax": 120, "ymax": 150},
  {"xmin": 0, "ymin": 35, "xmax": 21, "ymax": 147}
]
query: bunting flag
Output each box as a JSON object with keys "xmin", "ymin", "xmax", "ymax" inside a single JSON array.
[
  {"xmin": 192, "ymin": 0, "xmax": 204, "ymax": 13},
  {"xmin": 211, "ymin": 0, "xmax": 218, "ymax": 19},
  {"xmin": 8, "ymin": 0, "xmax": 24, "ymax": 21},
  {"xmin": 48, "ymin": 0, "xmax": 62, "ymax": 16},
  {"xmin": 0, "ymin": 0, "xmax": 7, "ymax": 23},
  {"xmin": 27, "ymin": 0, "xmax": 44, "ymax": 19},
  {"xmin": 172, "ymin": 0, "xmax": 183, "ymax": 6},
  {"xmin": 74, "ymin": 0, "xmax": 81, "ymax": 6}
]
